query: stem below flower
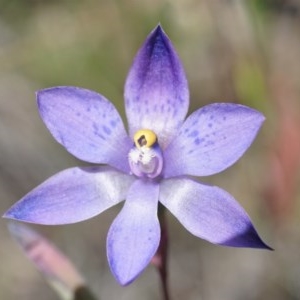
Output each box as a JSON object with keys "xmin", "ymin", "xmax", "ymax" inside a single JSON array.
[{"xmin": 152, "ymin": 203, "xmax": 170, "ymax": 300}]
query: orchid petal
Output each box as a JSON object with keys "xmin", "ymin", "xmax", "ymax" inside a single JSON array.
[
  {"xmin": 4, "ymin": 167, "xmax": 134, "ymax": 224},
  {"xmin": 107, "ymin": 179, "xmax": 160, "ymax": 285},
  {"xmin": 125, "ymin": 25, "xmax": 189, "ymax": 148},
  {"xmin": 160, "ymin": 178, "xmax": 271, "ymax": 249},
  {"xmin": 37, "ymin": 86, "xmax": 132, "ymax": 173},
  {"xmin": 164, "ymin": 103, "xmax": 265, "ymax": 177}
]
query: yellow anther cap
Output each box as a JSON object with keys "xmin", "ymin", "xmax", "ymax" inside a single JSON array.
[{"xmin": 133, "ymin": 129, "xmax": 157, "ymax": 149}]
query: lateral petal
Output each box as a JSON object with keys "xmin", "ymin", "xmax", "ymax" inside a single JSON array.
[
  {"xmin": 160, "ymin": 178, "xmax": 271, "ymax": 249},
  {"xmin": 37, "ymin": 86, "xmax": 132, "ymax": 173},
  {"xmin": 164, "ymin": 103, "xmax": 265, "ymax": 177},
  {"xmin": 4, "ymin": 167, "xmax": 134, "ymax": 224}
]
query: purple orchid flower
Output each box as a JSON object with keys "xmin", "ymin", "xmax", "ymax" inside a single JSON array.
[{"xmin": 4, "ymin": 25, "xmax": 270, "ymax": 285}]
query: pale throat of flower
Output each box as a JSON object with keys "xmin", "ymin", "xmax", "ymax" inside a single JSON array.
[{"xmin": 128, "ymin": 129, "xmax": 163, "ymax": 179}]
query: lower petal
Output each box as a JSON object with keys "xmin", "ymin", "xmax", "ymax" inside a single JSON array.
[
  {"xmin": 4, "ymin": 167, "xmax": 134, "ymax": 224},
  {"xmin": 160, "ymin": 178, "xmax": 271, "ymax": 249},
  {"xmin": 107, "ymin": 179, "xmax": 160, "ymax": 285}
]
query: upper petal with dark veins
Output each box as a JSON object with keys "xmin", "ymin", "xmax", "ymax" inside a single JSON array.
[{"xmin": 125, "ymin": 25, "xmax": 189, "ymax": 148}]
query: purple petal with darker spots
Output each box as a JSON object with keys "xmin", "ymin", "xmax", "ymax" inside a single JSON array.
[
  {"xmin": 125, "ymin": 25, "xmax": 189, "ymax": 148},
  {"xmin": 37, "ymin": 86, "xmax": 132, "ymax": 173},
  {"xmin": 164, "ymin": 103, "xmax": 265, "ymax": 177}
]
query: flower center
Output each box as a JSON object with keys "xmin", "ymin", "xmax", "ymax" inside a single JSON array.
[{"xmin": 128, "ymin": 129, "xmax": 163, "ymax": 178}]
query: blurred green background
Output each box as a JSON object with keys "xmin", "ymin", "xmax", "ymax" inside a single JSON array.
[{"xmin": 0, "ymin": 0, "xmax": 300, "ymax": 299}]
